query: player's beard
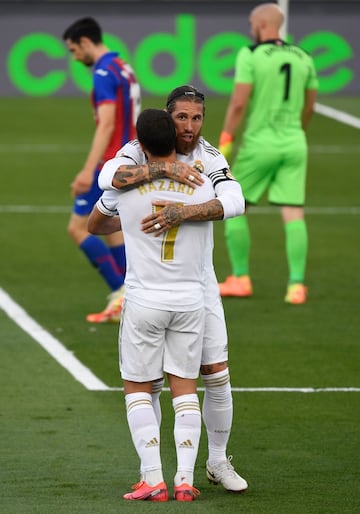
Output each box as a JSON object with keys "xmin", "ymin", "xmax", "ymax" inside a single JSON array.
[
  {"xmin": 83, "ymin": 54, "xmax": 95, "ymax": 67},
  {"xmin": 176, "ymin": 131, "xmax": 201, "ymax": 155}
]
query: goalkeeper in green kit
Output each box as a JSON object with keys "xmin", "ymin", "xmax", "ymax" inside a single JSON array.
[{"xmin": 218, "ymin": 2, "xmax": 318, "ymax": 304}]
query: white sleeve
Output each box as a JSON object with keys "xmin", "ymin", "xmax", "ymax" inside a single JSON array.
[
  {"xmin": 215, "ymin": 178, "xmax": 245, "ymax": 219},
  {"xmin": 98, "ymin": 158, "xmax": 123, "ymax": 191},
  {"xmin": 98, "ymin": 140, "xmax": 144, "ymax": 190},
  {"xmin": 198, "ymin": 142, "xmax": 244, "ymax": 218},
  {"xmin": 96, "ymin": 190, "xmax": 119, "ymax": 216},
  {"xmin": 205, "ymin": 156, "xmax": 245, "ymax": 219}
]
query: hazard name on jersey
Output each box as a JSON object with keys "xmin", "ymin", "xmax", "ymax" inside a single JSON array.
[{"xmin": 137, "ymin": 180, "xmax": 195, "ymax": 196}]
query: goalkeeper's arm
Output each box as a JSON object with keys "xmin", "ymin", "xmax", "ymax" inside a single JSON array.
[{"xmin": 218, "ymin": 83, "xmax": 252, "ymax": 159}]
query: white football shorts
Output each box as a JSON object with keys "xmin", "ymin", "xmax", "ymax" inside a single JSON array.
[
  {"xmin": 202, "ymin": 269, "xmax": 229, "ymax": 365},
  {"xmin": 119, "ymin": 299, "xmax": 205, "ymax": 382}
]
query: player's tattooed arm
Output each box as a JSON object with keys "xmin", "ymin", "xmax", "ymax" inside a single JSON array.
[
  {"xmin": 141, "ymin": 199, "xmax": 224, "ymax": 236},
  {"xmin": 112, "ymin": 161, "xmax": 204, "ymax": 191},
  {"xmin": 178, "ymin": 198, "xmax": 224, "ymax": 222},
  {"xmin": 161, "ymin": 161, "xmax": 203, "ymax": 187},
  {"xmin": 148, "ymin": 162, "xmax": 167, "ymax": 180},
  {"xmin": 88, "ymin": 207, "xmax": 121, "ymax": 235},
  {"xmin": 112, "ymin": 164, "xmax": 149, "ymax": 191}
]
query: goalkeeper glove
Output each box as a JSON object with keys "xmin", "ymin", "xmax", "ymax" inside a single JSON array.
[{"xmin": 218, "ymin": 131, "xmax": 234, "ymax": 160}]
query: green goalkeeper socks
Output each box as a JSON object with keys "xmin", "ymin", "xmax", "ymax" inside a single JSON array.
[
  {"xmin": 224, "ymin": 215, "xmax": 250, "ymax": 276},
  {"xmin": 285, "ymin": 219, "xmax": 308, "ymax": 284},
  {"xmin": 225, "ymin": 216, "xmax": 308, "ymax": 284}
]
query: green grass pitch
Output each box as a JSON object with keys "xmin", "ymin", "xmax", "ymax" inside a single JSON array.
[{"xmin": 0, "ymin": 95, "xmax": 359, "ymax": 513}]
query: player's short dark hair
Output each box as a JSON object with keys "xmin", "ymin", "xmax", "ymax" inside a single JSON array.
[
  {"xmin": 166, "ymin": 84, "xmax": 205, "ymax": 116},
  {"xmin": 62, "ymin": 17, "xmax": 103, "ymax": 44},
  {"xmin": 136, "ymin": 109, "xmax": 176, "ymax": 157}
]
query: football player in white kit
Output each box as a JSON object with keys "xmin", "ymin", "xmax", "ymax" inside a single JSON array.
[
  {"xmin": 98, "ymin": 86, "xmax": 248, "ymax": 494},
  {"xmin": 90, "ymin": 108, "xmax": 218, "ymax": 501}
]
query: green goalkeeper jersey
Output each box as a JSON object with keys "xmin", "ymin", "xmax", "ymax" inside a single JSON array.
[{"xmin": 235, "ymin": 39, "xmax": 318, "ymax": 143}]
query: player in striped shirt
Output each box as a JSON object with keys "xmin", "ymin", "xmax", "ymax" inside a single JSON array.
[{"xmin": 62, "ymin": 17, "xmax": 140, "ymax": 323}]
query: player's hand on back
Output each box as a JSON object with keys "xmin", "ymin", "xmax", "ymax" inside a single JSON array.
[
  {"xmin": 165, "ymin": 161, "xmax": 204, "ymax": 188},
  {"xmin": 141, "ymin": 201, "xmax": 183, "ymax": 236}
]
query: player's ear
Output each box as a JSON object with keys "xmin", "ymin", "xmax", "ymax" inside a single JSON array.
[
  {"xmin": 260, "ymin": 18, "xmax": 267, "ymax": 30},
  {"xmin": 79, "ymin": 36, "xmax": 91, "ymax": 48}
]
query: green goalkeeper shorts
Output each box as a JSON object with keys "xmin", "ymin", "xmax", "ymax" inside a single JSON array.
[{"xmin": 232, "ymin": 136, "xmax": 308, "ymax": 206}]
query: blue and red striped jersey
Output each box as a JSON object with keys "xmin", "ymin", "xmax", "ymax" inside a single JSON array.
[{"xmin": 92, "ymin": 52, "xmax": 140, "ymax": 163}]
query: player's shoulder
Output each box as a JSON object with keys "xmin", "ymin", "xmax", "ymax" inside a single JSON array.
[
  {"xmin": 115, "ymin": 139, "xmax": 143, "ymax": 161},
  {"xmin": 94, "ymin": 52, "xmax": 116, "ymax": 75},
  {"xmin": 193, "ymin": 138, "xmax": 230, "ymax": 179},
  {"xmin": 253, "ymin": 40, "xmax": 313, "ymax": 59},
  {"xmin": 196, "ymin": 137, "xmax": 222, "ymax": 159},
  {"xmin": 122, "ymin": 139, "xmax": 140, "ymax": 150},
  {"xmin": 101, "ymin": 51, "xmax": 120, "ymax": 66},
  {"xmin": 95, "ymin": 52, "xmax": 131, "ymax": 82},
  {"xmin": 282, "ymin": 41, "xmax": 314, "ymax": 60},
  {"xmin": 286, "ymin": 41, "xmax": 313, "ymax": 57}
]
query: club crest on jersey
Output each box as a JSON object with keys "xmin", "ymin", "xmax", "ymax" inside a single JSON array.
[
  {"xmin": 95, "ymin": 68, "xmax": 109, "ymax": 77},
  {"xmin": 193, "ymin": 160, "xmax": 204, "ymax": 173}
]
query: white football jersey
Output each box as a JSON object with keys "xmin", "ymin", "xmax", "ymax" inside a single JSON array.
[
  {"xmin": 99, "ymin": 137, "xmax": 245, "ymax": 222},
  {"xmin": 97, "ymin": 174, "xmax": 215, "ymax": 311},
  {"xmin": 97, "ymin": 137, "xmax": 244, "ymax": 364},
  {"xmin": 114, "ymin": 137, "xmax": 229, "ymax": 183},
  {"xmin": 99, "ymin": 137, "xmax": 245, "ymax": 276}
]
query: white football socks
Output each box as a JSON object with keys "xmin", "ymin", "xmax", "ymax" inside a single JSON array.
[
  {"xmin": 151, "ymin": 378, "xmax": 164, "ymax": 426},
  {"xmin": 172, "ymin": 394, "xmax": 201, "ymax": 486},
  {"xmin": 125, "ymin": 392, "xmax": 163, "ymax": 486},
  {"xmin": 201, "ymin": 368, "xmax": 233, "ymax": 465}
]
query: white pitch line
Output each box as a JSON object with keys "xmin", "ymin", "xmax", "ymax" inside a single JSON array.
[
  {"xmin": 0, "ymin": 144, "xmax": 88, "ymax": 153},
  {"xmin": 1, "ymin": 287, "xmax": 359, "ymax": 394},
  {"xmin": 0, "ymin": 205, "xmax": 71, "ymax": 213},
  {"xmin": 250, "ymin": 206, "xmax": 360, "ymax": 215},
  {"xmin": 231, "ymin": 387, "xmax": 360, "ymax": 393},
  {"xmin": 0, "ymin": 287, "xmax": 108, "ymax": 391},
  {"xmin": 315, "ymin": 102, "xmax": 360, "ymax": 129},
  {"xmin": 97, "ymin": 386, "xmax": 360, "ymax": 393},
  {"xmin": 0, "ymin": 143, "xmax": 359, "ymax": 154},
  {"xmin": 1, "ymin": 205, "xmax": 359, "ymax": 215},
  {"xmin": 310, "ymin": 145, "xmax": 360, "ymax": 154},
  {"xmin": 0, "ymin": 102, "xmax": 358, "ymax": 160}
]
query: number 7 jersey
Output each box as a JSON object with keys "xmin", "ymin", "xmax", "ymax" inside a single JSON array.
[{"xmin": 97, "ymin": 175, "xmax": 216, "ymax": 312}]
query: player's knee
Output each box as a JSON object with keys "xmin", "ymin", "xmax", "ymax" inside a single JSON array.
[
  {"xmin": 201, "ymin": 368, "xmax": 232, "ymax": 403},
  {"xmin": 200, "ymin": 361, "xmax": 228, "ymax": 375},
  {"xmin": 67, "ymin": 218, "xmax": 87, "ymax": 244}
]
